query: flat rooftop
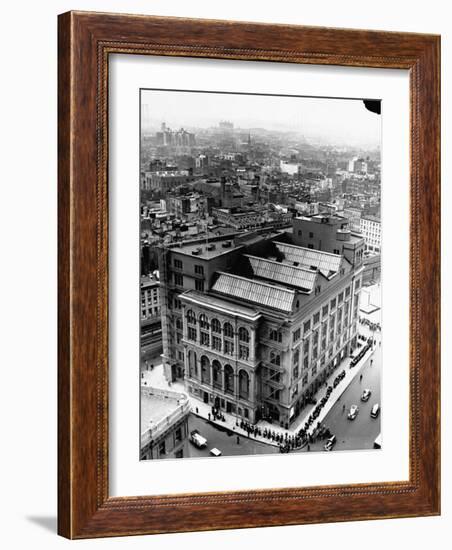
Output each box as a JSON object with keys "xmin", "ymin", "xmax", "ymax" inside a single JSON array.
[
  {"xmin": 141, "ymin": 388, "xmax": 186, "ymax": 434},
  {"xmin": 171, "ymin": 239, "xmax": 241, "ymax": 259}
]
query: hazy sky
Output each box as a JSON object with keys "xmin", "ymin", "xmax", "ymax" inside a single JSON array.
[{"xmin": 141, "ymin": 89, "xmax": 381, "ymax": 148}]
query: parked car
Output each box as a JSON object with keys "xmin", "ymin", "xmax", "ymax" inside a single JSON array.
[
  {"xmin": 324, "ymin": 435, "xmax": 337, "ymax": 451},
  {"xmin": 370, "ymin": 403, "xmax": 380, "ymax": 418},
  {"xmin": 347, "ymin": 405, "xmax": 359, "ymax": 420},
  {"xmin": 210, "ymin": 448, "xmax": 222, "ymax": 457},
  {"xmin": 361, "ymin": 389, "xmax": 372, "ymax": 402},
  {"xmin": 189, "ymin": 429, "xmax": 207, "ymax": 448}
]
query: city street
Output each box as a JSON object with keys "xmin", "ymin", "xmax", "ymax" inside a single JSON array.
[
  {"xmin": 186, "ymin": 414, "xmax": 278, "ymax": 458},
  {"xmin": 305, "ymin": 335, "xmax": 381, "ymax": 453},
  {"xmin": 141, "ymin": 285, "xmax": 382, "ymax": 457}
]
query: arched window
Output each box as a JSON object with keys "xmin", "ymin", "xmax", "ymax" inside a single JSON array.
[
  {"xmin": 199, "ymin": 314, "xmax": 209, "ymax": 330},
  {"xmin": 238, "ymin": 370, "xmax": 250, "ymax": 400},
  {"xmin": 270, "ymin": 351, "xmax": 281, "ymax": 366},
  {"xmin": 223, "ymin": 322, "xmax": 234, "ymax": 338},
  {"xmin": 238, "ymin": 327, "xmax": 249, "ymax": 343},
  {"xmin": 200, "ymin": 356, "xmax": 210, "ymax": 385},
  {"xmin": 224, "ymin": 365, "xmax": 234, "ymax": 395},
  {"xmin": 212, "ymin": 360, "xmax": 222, "ymax": 389},
  {"xmin": 211, "ymin": 318, "xmax": 221, "ymax": 334},
  {"xmin": 187, "ymin": 309, "xmax": 196, "ymax": 325},
  {"xmin": 188, "ymin": 350, "xmax": 197, "ymax": 378}
]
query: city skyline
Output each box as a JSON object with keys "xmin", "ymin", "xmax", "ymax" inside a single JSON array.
[{"xmin": 141, "ymin": 89, "xmax": 381, "ymax": 148}]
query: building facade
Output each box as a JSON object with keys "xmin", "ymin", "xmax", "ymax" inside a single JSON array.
[
  {"xmin": 140, "ymin": 275, "xmax": 162, "ymax": 357},
  {"xmin": 158, "ymin": 216, "xmax": 364, "ymax": 428},
  {"xmin": 360, "ymin": 215, "xmax": 381, "ymax": 253}
]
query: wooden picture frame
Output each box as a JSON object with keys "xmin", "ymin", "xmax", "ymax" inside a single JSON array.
[{"xmin": 58, "ymin": 11, "xmax": 440, "ymax": 539}]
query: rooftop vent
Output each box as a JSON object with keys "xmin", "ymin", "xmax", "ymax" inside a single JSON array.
[
  {"xmin": 222, "ymin": 241, "xmax": 232, "ymax": 249},
  {"xmin": 191, "ymin": 247, "xmax": 202, "ymax": 255},
  {"xmin": 206, "ymin": 244, "xmax": 216, "ymax": 251}
]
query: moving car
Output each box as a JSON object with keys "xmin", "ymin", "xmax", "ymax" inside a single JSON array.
[
  {"xmin": 361, "ymin": 389, "xmax": 372, "ymax": 402},
  {"xmin": 370, "ymin": 403, "xmax": 380, "ymax": 418},
  {"xmin": 210, "ymin": 448, "xmax": 222, "ymax": 457},
  {"xmin": 324, "ymin": 435, "xmax": 337, "ymax": 451},
  {"xmin": 189, "ymin": 429, "xmax": 207, "ymax": 448},
  {"xmin": 347, "ymin": 405, "xmax": 359, "ymax": 420}
]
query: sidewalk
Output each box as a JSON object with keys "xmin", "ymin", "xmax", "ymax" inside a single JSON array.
[{"xmin": 140, "ymin": 339, "xmax": 378, "ymax": 448}]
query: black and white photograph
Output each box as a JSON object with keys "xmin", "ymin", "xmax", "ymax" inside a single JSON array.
[{"xmin": 139, "ymin": 89, "xmax": 382, "ymax": 461}]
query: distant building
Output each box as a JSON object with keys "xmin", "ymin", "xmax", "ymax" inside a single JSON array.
[
  {"xmin": 195, "ymin": 154, "xmax": 209, "ymax": 172},
  {"xmin": 212, "ymin": 206, "xmax": 264, "ymax": 230},
  {"xmin": 360, "ymin": 215, "xmax": 381, "ymax": 253},
  {"xmin": 141, "ymin": 170, "xmax": 194, "ymax": 194},
  {"xmin": 141, "ymin": 274, "xmax": 160, "ymax": 319},
  {"xmin": 141, "ymin": 274, "xmax": 162, "ymax": 357},
  {"xmin": 280, "ymin": 161, "xmax": 300, "ymax": 176},
  {"xmin": 218, "ymin": 121, "xmax": 234, "ymax": 133},
  {"xmin": 343, "ymin": 207, "xmax": 362, "ymax": 232},
  {"xmin": 140, "ymin": 387, "xmax": 190, "ymax": 460},
  {"xmin": 155, "ymin": 122, "xmax": 196, "ymax": 153},
  {"xmin": 167, "ymin": 193, "xmax": 210, "ymax": 220},
  {"xmin": 348, "ymin": 157, "xmax": 368, "ymax": 174}
]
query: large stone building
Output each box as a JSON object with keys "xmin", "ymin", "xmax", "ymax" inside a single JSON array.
[{"xmin": 158, "ymin": 217, "xmax": 364, "ymax": 428}]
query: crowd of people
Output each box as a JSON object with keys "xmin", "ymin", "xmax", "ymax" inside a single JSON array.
[
  {"xmin": 359, "ymin": 317, "xmax": 381, "ymax": 332},
  {"xmin": 350, "ymin": 342, "xmax": 372, "ymax": 367},
  {"xmin": 237, "ymin": 369, "xmax": 347, "ymax": 453}
]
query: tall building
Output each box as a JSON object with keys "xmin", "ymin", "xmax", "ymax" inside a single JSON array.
[
  {"xmin": 155, "ymin": 123, "xmax": 196, "ymax": 153},
  {"xmin": 158, "ymin": 217, "xmax": 364, "ymax": 428}
]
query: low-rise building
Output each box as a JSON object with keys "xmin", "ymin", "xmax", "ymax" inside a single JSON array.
[
  {"xmin": 360, "ymin": 214, "xmax": 381, "ymax": 253},
  {"xmin": 140, "ymin": 387, "xmax": 190, "ymax": 460},
  {"xmin": 141, "ymin": 274, "xmax": 162, "ymax": 357}
]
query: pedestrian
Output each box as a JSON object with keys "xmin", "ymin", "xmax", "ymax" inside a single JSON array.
[
  {"xmin": 360, "ymin": 374, "xmax": 363, "ymax": 381},
  {"xmin": 307, "ymin": 444, "xmax": 310, "ymax": 452},
  {"xmin": 196, "ymin": 407, "xmax": 199, "ymax": 414},
  {"xmin": 371, "ymin": 359, "xmax": 374, "ymax": 366},
  {"xmin": 141, "ymin": 372, "xmax": 144, "ymax": 379},
  {"xmin": 236, "ymin": 436, "xmax": 240, "ymax": 445},
  {"xmin": 342, "ymin": 403, "xmax": 346, "ymax": 412},
  {"xmin": 208, "ymin": 413, "xmax": 211, "ymax": 421}
]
